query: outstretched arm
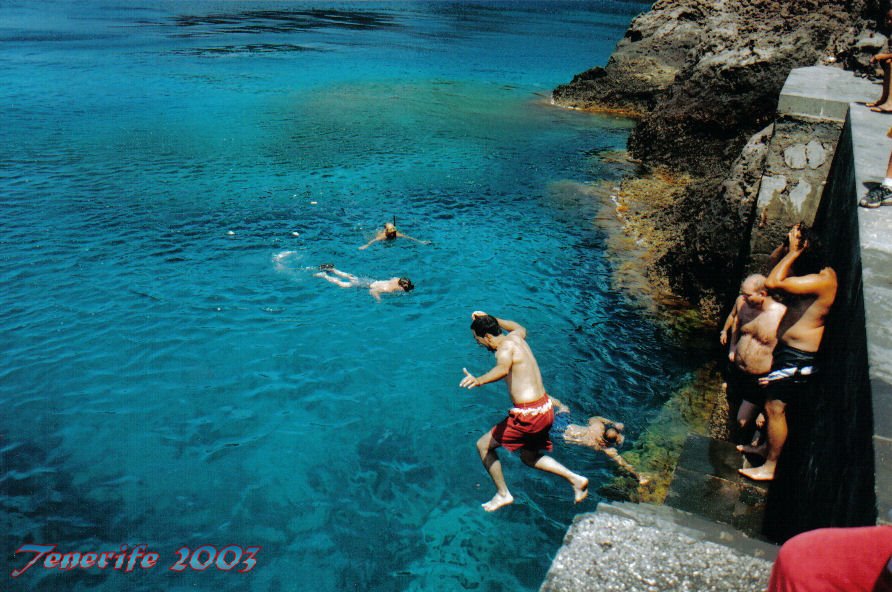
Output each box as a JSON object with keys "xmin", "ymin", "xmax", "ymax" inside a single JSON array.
[
  {"xmin": 603, "ymin": 448, "xmax": 647, "ymax": 484},
  {"xmin": 358, "ymin": 230, "xmax": 386, "ymax": 250},
  {"xmin": 396, "ymin": 231, "xmax": 429, "ymax": 245},
  {"xmin": 460, "ymin": 345, "xmax": 513, "ymax": 389}
]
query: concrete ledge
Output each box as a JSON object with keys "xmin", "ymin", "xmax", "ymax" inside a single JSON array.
[
  {"xmin": 779, "ymin": 66, "xmax": 878, "ymax": 121},
  {"xmin": 848, "ymin": 98, "xmax": 892, "ymax": 523},
  {"xmin": 540, "ymin": 503, "xmax": 776, "ymax": 592}
]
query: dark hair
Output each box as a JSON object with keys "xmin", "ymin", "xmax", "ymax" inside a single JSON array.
[
  {"xmin": 795, "ymin": 223, "xmax": 824, "ymax": 275},
  {"xmin": 470, "ymin": 314, "xmax": 501, "ymax": 338},
  {"xmin": 604, "ymin": 427, "xmax": 624, "ymax": 447},
  {"xmin": 398, "ymin": 277, "xmax": 414, "ymax": 292}
]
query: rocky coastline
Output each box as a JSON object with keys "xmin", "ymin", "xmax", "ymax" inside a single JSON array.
[{"xmin": 554, "ymin": 0, "xmax": 884, "ymax": 320}]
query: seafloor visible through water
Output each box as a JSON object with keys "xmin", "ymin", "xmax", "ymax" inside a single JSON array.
[{"xmin": 1, "ymin": 1, "xmax": 698, "ymax": 590}]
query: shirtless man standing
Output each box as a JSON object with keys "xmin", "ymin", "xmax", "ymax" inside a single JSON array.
[
  {"xmin": 727, "ymin": 274, "xmax": 786, "ymax": 446},
  {"xmin": 739, "ymin": 224, "xmax": 837, "ymax": 481},
  {"xmin": 460, "ymin": 312, "xmax": 589, "ymax": 512}
]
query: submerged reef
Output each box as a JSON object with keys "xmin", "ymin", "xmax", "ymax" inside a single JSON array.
[{"xmin": 555, "ymin": 0, "xmax": 882, "ymax": 316}]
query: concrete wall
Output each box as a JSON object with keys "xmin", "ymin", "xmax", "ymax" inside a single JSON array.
[
  {"xmin": 761, "ymin": 114, "xmax": 877, "ymax": 541},
  {"xmin": 740, "ymin": 67, "xmax": 888, "ymax": 540},
  {"xmin": 746, "ymin": 117, "xmax": 843, "ymax": 273}
]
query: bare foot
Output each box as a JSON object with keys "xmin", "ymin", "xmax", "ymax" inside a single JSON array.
[
  {"xmin": 572, "ymin": 476, "xmax": 589, "ymax": 504},
  {"xmin": 739, "ymin": 464, "xmax": 775, "ymax": 481},
  {"xmin": 482, "ymin": 492, "xmax": 514, "ymax": 512},
  {"xmin": 736, "ymin": 443, "xmax": 767, "ymax": 457}
]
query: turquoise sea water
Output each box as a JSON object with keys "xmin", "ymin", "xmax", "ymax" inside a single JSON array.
[{"xmin": 0, "ymin": 2, "xmax": 696, "ymax": 590}]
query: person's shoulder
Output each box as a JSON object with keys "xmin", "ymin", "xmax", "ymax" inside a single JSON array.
[
  {"xmin": 767, "ymin": 299, "xmax": 786, "ymax": 312},
  {"xmin": 502, "ymin": 333, "xmax": 521, "ymax": 346},
  {"xmin": 506, "ymin": 331, "xmax": 527, "ymax": 344}
]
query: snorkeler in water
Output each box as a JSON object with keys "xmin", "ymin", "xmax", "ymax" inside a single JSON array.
[
  {"xmin": 551, "ymin": 398, "xmax": 649, "ymax": 486},
  {"xmin": 314, "ymin": 264, "xmax": 414, "ymax": 302},
  {"xmin": 358, "ymin": 218, "xmax": 429, "ymax": 250}
]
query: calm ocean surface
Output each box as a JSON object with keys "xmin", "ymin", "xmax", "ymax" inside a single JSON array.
[{"xmin": 0, "ymin": 1, "xmax": 695, "ymax": 590}]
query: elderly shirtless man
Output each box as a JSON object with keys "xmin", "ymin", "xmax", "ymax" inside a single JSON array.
[
  {"xmin": 726, "ymin": 274, "xmax": 786, "ymax": 447},
  {"xmin": 460, "ymin": 312, "xmax": 588, "ymax": 512},
  {"xmin": 739, "ymin": 224, "xmax": 837, "ymax": 481}
]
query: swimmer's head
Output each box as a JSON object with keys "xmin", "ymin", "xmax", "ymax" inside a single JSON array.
[
  {"xmin": 384, "ymin": 222, "xmax": 398, "ymax": 239},
  {"xmin": 398, "ymin": 277, "xmax": 414, "ymax": 292},
  {"xmin": 604, "ymin": 427, "xmax": 624, "ymax": 447}
]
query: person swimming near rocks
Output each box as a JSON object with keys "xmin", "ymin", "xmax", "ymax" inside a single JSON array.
[
  {"xmin": 550, "ymin": 398, "xmax": 650, "ymax": 486},
  {"xmin": 314, "ymin": 264, "xmax": 414, "ymax": 302},
  {"xmin": 358, "ymin": 220, "xmax": 429, "ymax": 250}
]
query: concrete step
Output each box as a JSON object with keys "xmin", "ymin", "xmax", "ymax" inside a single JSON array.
[
  {"xmin": 665, "ymin": 433, "xmax": 769, "ymax": 538},
  {"xmin": 541, "ymin": 501, "xmax": 778, "ymax": 592}
]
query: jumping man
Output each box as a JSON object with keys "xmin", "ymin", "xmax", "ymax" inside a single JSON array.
[{"xmin": 460, "ymin": 311, "xmax": 588, "ymax": 512}]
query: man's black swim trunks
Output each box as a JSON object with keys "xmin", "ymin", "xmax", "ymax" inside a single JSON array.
[
  {"xmin": 763, "ymin": 343, "xmax": 817, "ymax": 404},
  {"xmin": 727, "ymin": 365, "xmax": 767, "ymax": 407}
]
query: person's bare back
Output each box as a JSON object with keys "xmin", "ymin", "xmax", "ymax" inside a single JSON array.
[
  {"xmin": 773, "ymin": 269, "xmax": 837, "ymax": 352},
  {"xmin": 500, "ymin": 332, "xmax": 546, "ymax": 406},
  {"xmin": 765, "ymin": 225, "xmax": 837, "ymax": 353}
]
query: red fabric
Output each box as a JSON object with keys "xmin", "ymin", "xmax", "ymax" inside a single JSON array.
[
  {"xmin": 768, "ymin": 526, "xmax": 892, "ymax": 592},
  {"xmin": 491, "ymin": 395, "xmax": 553, "ymax": 452}
]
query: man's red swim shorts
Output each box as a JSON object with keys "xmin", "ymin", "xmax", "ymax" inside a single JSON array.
[{"xmin": 491, "ymin": 394, "xmax": 554, "ymax": 452}]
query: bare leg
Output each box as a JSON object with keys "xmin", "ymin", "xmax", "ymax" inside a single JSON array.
[
  {"xmin": 519, "ymin": 450, "xmax": 589, "ymax": 503},
  {"xmin": 739, "ymin": 398, "xmax": 786, "ymax": 481},
  {"xmin": 314, "ymin": 272, "xmax": 353, "ymax": 288},
  {"xmin": 476, "ymin": 432, "xmax": 513, "ymax": 512},
  {"xmin": 869, "ymin": 60, "xmax": 892, "ymax": 107},
  {"xmin": 330, "ymin": 268, "xmax": 359, "ymax": 282},
  {"xmin": 871, "ymin": 60, "xmax": 892, "ymax": 111},
  {"xmin": 737, "ymin": 399, "xmax": 759, "ymax": 442}
]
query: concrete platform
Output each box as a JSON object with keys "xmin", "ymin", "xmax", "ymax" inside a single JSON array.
[
  {"xmin": 779, "ymin": 66, "xmax": 878, "ymax": 121},
  {"xmin": 541, "ymin": 502, "xmax": 777, "ymax": 592}
]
